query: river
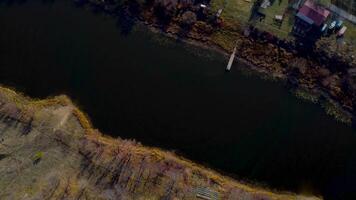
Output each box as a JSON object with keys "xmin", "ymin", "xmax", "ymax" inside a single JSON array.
[{"xmin": 0, "ymin": 0, "xmax": 356, "ymax": 199}]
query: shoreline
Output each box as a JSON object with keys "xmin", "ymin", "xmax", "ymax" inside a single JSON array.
[
  {"xmin": 140, "ymin": 20, "xmax": 354, "ymax": 125},
  {"xmin": 0, "ymin": 86, "xmax": 321, "ymax": 199},
  {"xmin": 70, "ymin": 0, "xmax": 356, "ymax": 125},
  {"xmin": 0, "ymin": 1, "xmax": 352, "ymax": 198}
]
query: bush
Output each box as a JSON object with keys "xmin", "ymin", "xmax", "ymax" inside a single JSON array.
[{"xmin": 33, "ymin": 151, "xmax": 44, "ymax": 165}]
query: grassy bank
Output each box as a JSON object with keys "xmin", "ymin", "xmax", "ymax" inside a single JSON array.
[{"xmin": 0, "ymin": 86, "xmax": 322, "ymax": 199}]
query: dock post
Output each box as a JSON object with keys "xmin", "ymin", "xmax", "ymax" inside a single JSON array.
[{"xmin": 226, "ymin": 45, "xmax": 237, "ymax": 71}]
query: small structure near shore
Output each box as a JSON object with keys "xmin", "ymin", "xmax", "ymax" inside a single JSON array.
[
  {"xmin": 226, "ymin": 44, "xmax": 237, "ymax": 71},
  {"xmin": 292, "ymin": 0, "xmax": 330, "ymax": 40},
  {"xmin": 195, "ymin": 187, "xmax": 219, "ymax": 200}
]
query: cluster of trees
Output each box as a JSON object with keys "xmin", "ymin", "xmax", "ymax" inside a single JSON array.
[
  {"xmin": 75, "ymin": 0, "xmax": 217, "ymax": 35},
  {"xmin": 147, "ymin": 0, "xmax": 217, "ymax": 30},
  {"xmin": 76, "ymin": 137, "xmax": 197, "ymax": 199},
  {"xmin": 77, "ymin": 137, "xmax": 272, "ymax": 200}
]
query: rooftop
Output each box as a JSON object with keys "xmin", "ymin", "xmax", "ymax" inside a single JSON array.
[{"xmin": 298, "ymin": 0, "xmax": 330, "ymax": 26}]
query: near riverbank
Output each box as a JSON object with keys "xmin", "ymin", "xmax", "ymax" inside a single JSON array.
[{"xmin": 0, "ymin": 86, "xmax": 321, "ymax": 199}]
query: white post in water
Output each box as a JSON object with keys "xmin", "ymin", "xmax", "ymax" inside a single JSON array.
[{"xmin": 226, "ymin": 43, "xmax": 237, "ymax": 71}]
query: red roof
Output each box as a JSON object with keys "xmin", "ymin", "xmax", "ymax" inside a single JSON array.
[{"xmin": 298, "ymin": 0, "xmax": 330, "ymax": 26}]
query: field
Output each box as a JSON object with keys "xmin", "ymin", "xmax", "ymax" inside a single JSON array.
[{"xmin": 210, "ymin": 0, "xmax": 294, "ymax": 39}]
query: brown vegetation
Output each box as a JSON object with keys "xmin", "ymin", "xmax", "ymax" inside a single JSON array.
[{"xmin": 0, "ymin": 86, "xmax": 321, "ymax": 199}]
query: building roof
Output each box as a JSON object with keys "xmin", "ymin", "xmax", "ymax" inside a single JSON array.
[
  {"xmin": 296, "ymin": 12, "xmax": 314, "ymax": 25},
  {"xmin": 298, "ymin": 0, "xmax": 330, "ymax": 26}
]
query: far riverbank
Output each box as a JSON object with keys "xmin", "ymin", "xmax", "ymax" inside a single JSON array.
[{"xmin": 79, "ymin": 0, "xmax": 356, "ymax": 126}]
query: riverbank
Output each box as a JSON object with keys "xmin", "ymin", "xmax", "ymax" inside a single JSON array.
[
  {"xmin": 86, "ymin": 0, "xmax": 356, "ymax": 125},
  {"xmin": 0, "ymin": 86, "xmax": 321, "ymax": 199},
  {"xmin": 144, "ymin": 23, "xmax": 353, "ymax": 125}
]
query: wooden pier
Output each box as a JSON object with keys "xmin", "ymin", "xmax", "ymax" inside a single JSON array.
[
  {"xmin": 195, "ymin": 187, "xmax": 219, "ymax": 200},
  {"xmin": 226, "ymin": 45, "xmax": 237, "ymax": 71}
]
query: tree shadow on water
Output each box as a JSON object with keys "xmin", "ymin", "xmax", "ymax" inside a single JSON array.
[
  {"xmin": 176, "ymin": 26, "xmax": 190, "ymax": 43},
  {"xmin": 0, "ymin": 0, "xmax": 28, "ymax": 6},
  {"xmin": 115, "ymin": 1, "xmax": 141, "ymax": 36},
  {"xmin": 41, "ymin": 0, "xmax": 55, "ymax": 5},
  {"xmin": 152, "ymin": 5, "xmax": 174, "ymax": 32},
  {"xmin": 0, "ymin": 0, "xmax": 57, "ymax": 6},
  {"xmin": 116, "ymin": 7, "xmax": 136, "ymax": 36},
  {"xmin": 73, "ymin": 0, "xmax": 88, "ymax": 8}
]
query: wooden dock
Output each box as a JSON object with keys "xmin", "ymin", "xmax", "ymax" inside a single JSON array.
[
  {"xmin": 195, "ymin": 187, "xmax": 219, "ymax": 200},
  {"xmin": 226, "ymin": 45, "xmax": 237, "ymax": 71}
]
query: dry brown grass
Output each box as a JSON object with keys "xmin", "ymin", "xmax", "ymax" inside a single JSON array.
[{"xmin": 0, "ymin": 86, "xmax": 322, "ymax": 200}]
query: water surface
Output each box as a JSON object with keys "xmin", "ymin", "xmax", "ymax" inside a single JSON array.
[{"xmin": 0, "ymin": 1, "xmax": 356, "ymax": 199}]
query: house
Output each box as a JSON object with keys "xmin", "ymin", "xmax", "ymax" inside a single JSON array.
[{"xmin": 292, "ymin": 0, "xmax": 330, "ymax": 40}]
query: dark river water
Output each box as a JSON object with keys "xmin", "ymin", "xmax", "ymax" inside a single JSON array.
[{"xmin": 1, "ymin": 1, "xmax": 356, "ymax": 199}]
